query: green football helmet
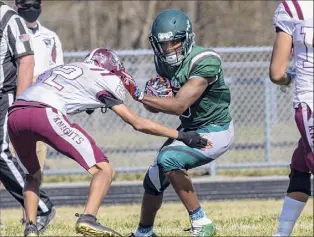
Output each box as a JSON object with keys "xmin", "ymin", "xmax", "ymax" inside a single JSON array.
[{"xmin": 149, "ymin": 9, "xmax": 195, "ymax": 66}]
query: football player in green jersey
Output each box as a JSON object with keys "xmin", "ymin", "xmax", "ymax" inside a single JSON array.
[{"xmin": 122, "ymin": 9, "xmax": 234, "ymax": 237}]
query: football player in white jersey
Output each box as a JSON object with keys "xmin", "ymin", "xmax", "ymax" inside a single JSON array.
[
  {"xmin": 7, "ymin": 48, "xmax": 211, "ymax": 237},
  {"xmin": 269, "ymin": 1, "xmax": 313, "ymax": 236}
]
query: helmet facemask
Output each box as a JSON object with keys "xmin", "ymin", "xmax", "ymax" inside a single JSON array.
[{"xmin": 149, "ymin": 29, "xmax": 195, "ymax": 67}]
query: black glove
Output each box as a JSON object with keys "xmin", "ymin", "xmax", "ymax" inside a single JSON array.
[{"xmin": 177, "ymin": 131, "xmax": 208, "ymax": 149}]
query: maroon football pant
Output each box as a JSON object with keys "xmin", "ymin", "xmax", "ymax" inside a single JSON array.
[
  {"xmin": 8, "ymin": 100, "xmax": 108, "ymax": 175},
  {"xmin": 290, "ymin": 103, "xmax": 314, "ymax": 174}
]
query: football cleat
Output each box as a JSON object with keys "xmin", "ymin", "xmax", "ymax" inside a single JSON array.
[
  {"xmin": 186, "ymin": 223, "xmax": 216, "ymax": 237},
  {"xmin": 75, "ymin": 213, "xmax": 122, "ymax": 237},
  {"xmin": 21, "ymin": 207, "xmax": 56, "ymax": 233},
  {"xmin": 36, "ymin": 207, "xmax": 56, "ymax": 232},
  {"xmin": 127, "ymin": 232, "xmax": 158, "ymax": 237},
  {"xmin": 24, "ymin": 221, "xmax": 39, "ymax": 237}
]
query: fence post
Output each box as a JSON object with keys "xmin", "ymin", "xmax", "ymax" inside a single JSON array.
[
  {"xmin": 271, "ymin": 83, "xmax": 278, "ymax": 124},
  {"xmin": 264, "ymin": 78, "xmax": 272, "ymax": 162}
]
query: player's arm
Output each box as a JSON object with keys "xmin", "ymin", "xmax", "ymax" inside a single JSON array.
[
  {"xmin": 111, "ymin": 103, "xmax": 210, "ymax": 149},
  {"xmin": 16, "ymin": 55, "xmax": 35, "ymax": 95},
  {"xmin": 54, "ymin": 34, "xmax": 64, "ymax": 66},
  {"xmin": 122, "ymin": 56, "xmax": 220, "ymax": 116},
  {"xmin": 141, "ymin": 77, "xmax": 209, "ymax": 115},
  {"xmin": 96, "ymin": 89, "xmax": 210, "ymax": 148},
  {"xmin": 269, "ymin": 31, "xmax": 293, "ymax": 85},
  {"xmin": 269, "ymin": 2, "xmax": 294, "ymax": 86},
  {"xmin": 141, "ymin": 56, "xmax": 220, "ymax": 115},
  {"xmin": 7, "ymin": 16, "xmax": 34, "ymax": 96},
  {"xmin": 112, "ymin": 104, "xmax": 178, "ymax": 138}
]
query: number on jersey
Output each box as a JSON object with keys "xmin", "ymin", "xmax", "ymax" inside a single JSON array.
[
  {"xmin": 300, "ymin": 26, "xmax": 314, "ymax": 68},
  {"xmin": 38, "ymin": 65, "xmax": 83, "ymax": 90}
]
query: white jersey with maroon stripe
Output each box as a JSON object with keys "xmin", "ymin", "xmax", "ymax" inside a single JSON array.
[
  {"xmin": 273, "ymin": 0, "xmax": 313, "ymax": 111},
  {"xmin": 17, "ymin": 62, "xmax": 126, "ymax": 115},
  {"xmin": 28, "ymin": 21, "xmax": 64, "ymax": 77}
]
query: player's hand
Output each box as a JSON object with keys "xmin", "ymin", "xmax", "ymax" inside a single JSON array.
[
  {"xmin": 280, "ymin": 69, "xmax": 295, "ymax": 94},
  {"xmin": 177, "ymin": 131, "xmax": 212, "ymax": 149},
  {"xmin": 145, "ymin": 76, "xmax": 173, "ymax": 97},
  {"xmin": 120, "ymin": 71, "xmax": 144, "ymax": 101}
]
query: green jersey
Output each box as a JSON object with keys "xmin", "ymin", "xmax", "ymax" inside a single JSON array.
[{"xmin": 155, "ymin": 45, "xmax": 232, "ymax": 129}]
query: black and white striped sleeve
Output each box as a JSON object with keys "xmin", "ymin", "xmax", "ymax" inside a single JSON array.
[{"xmin": 6, "ymin": 15, "xmax": 34, "ymax": 59}]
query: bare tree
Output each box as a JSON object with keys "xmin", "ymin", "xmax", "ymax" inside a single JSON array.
[
  {"xmin": 37, "ymin": 1, "xmax": 279, "ymax": 51},
  {"xmin": 88, "ymin": 1, "xmax": 97, "ymax": 49},
  {"xmin": 139, "ymin": 0, "xmax": 157, "ymax": 48}
]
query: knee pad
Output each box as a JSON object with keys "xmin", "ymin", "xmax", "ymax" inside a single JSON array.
[
  {"xmin": 143, "ymin": 164, "xmax": 170, "ymax": 196},
  {"xmin": 287, "ymin": 169, "xmax": 311, "ymax": 196}
]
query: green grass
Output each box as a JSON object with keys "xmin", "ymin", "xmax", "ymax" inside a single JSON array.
[{"xmin": 1, "ymin": 199, "xmax": 313, "ymax": 236}]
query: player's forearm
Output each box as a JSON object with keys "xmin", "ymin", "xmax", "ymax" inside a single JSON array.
[
  {"xmin": 141, "ymin": 95, "xmax": 186, "ymax": 115},
  {"xmin": 269, "ymin": 70, "xmax": 292, "ymax": 85},
  {"xmin": 133, "ymin": 117, "xmax": 178, "ymax": 139},
  {"xmin": 269, "ymin": 66, "xmax": 291, "ymax": 85},
  {"xmin": 16, "ymin": 55, "xmax": 35, "ymax": 96}
]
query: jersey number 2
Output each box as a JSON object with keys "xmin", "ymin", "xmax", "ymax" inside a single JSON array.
[{"xmin": 43, "ymin": 65, "xmax": 83, "ymax": 90}]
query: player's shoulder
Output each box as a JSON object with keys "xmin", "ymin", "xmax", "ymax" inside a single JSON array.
[
  {"xmin": 273, "ymin": 1, "xmax": 311, "ymax": 24},
  {"xmin": 273, "ymin": 1, "xmax": 312, "ymax": 35},
  {"xmin": 68, "ymin": 61, "xmax": 86, "ymax": 68},
  {"xmin": 189, "ymin": 45, "xmax": 221, "ymax": 61},
  {"xmin": 1, "ymin": 5, "xmax": 22, "ymax": 27},
  {"xmin": 38, "ymin": 22, "xmax": 60, "ymax": 38},
  {"xmin": 0, "ymin": 3, "xmax": 16, "ymax": 16},
  {"xmin": 69, "ymin": 62, "xmax": 100, "ymax": 77},
  {"xmin": 80, "ymin": 62, "xmax": 121, "ymax": 83},
  {"xmin": 187, "ymin": 45, "xmax": 221, "ymax": 70}
]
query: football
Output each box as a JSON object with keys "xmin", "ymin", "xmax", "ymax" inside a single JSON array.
[{"xmin": 143, "ymin": 76, "xmax": 173, "ymax": 113}]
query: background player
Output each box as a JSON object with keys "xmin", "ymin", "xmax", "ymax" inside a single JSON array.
[
  {"xmin": 270, "ymin": 1, "xmax": 313, "ymax": 236},
  {"xmin": 122, "ymin": 9, "xmax": 234, "ymax": 237},
  {"xmin": 14, "ymin": 0, "xmax": 64, "ymax": 226},
  {"xmin": 7, "ymin": 48, "xmax": 210, "ymax": 237}
]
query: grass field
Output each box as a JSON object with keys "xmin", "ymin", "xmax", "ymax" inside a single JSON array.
[{"xmin": 1, "ymin": 199, "xmax": 313, "ymax": 236}]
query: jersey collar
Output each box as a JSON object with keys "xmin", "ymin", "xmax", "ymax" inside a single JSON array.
[{"xmin": 27, "ymin": 21, "xmax": 41, "ymax": 35}]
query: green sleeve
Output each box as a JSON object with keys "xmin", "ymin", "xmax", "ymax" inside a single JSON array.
[{"xmin": 189, "ymin": 56, "xmax": 222, "ymax": 79}]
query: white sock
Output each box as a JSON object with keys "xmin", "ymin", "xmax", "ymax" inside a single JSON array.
[
  {"xmin": 275, "ymin": 196, "xmax": 306, "ymax": 236},
  {"xmin": 189, "ymin": 206, "xmax": 212, "ymax": 228}
]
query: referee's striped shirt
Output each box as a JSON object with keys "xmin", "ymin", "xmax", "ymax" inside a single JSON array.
[{"xmin": 0, "ymin": 1, "xmax": 34, "ymax": 93}]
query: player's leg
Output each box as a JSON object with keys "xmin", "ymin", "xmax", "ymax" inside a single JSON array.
[
  {"xmin": 84, "ymin": 161, "xmax": 115, "ymax": 216},
  {"xmin": 273, "ymin": 103, "xmax": 313, "ymax": 237},
  {"xmin": 2, "ymin": 96, "xmax": 54, "ymax": 233},
  {"xmin": 159, "ymin": 122, "xmax": 234, "ymax": 236},
  {"xmin": 42, "ymin": 107, "xmax": 121, "ymax": 236},
  {"xmin": 36, "ymin": 141, "xmax": 47, "ymax": 171},
  {"xmin": 7, "ymin": 106, "xmax": 42, "ymax": 237},
  {"xmin": 8, "ymin": 132, "xmax": 54, "ymax": 230},
  {"xmin": 9, "ymin": 142, "xmax": 27, "ymax": 225},
  {"xmin": 133, "ymin": 160, "xmax": 170, "ymax": 237}
]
